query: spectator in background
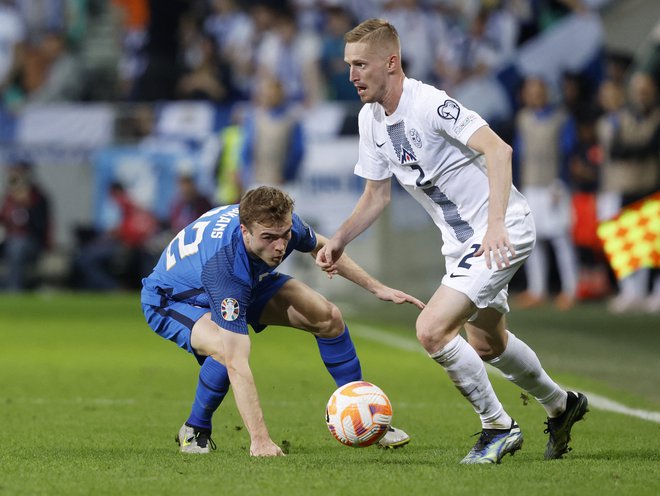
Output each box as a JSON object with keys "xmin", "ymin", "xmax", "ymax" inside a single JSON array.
[
  {"xmin": 596, "ymin": 79, "xmax": 626, "ymax": 163},
  {"xmin": 384, "ymin": 0, "xmax": 440, "ymax": 83},
  {"xmin": 214, "ymin": 104, "xmax": 246, "ymax": 206},
  {"xmin": 75, "ymin": 0, "xmax": 123, "ymax": 101},
  {"xmin": 240, "ymin": 74, "xmax": 304, "ymax": 190},
  {"xmin": 319, "ymin": 4, "xmax": 359, "ymax": 101},
  {"xmin": 254, "ymin": 9, "xmax": 323, "ymax": 106},
  {"xmin": 113, "ymin": 0, "xmax": 149, "ymax": 99},
  {"xmin": 515, "ymin": 76, "xmax": 578, "ymax": 310},
  {"xmin": 0, "ymin": 0, "xmax": 26, "ymax": 110},
  {"xmin": 434, "ymin": 6, "xmax": 501, "ymax": 92},
  {"xmin": 567, "ymin": 111, "xmax": 610, "ymax": 301},
  {"xmin": 203, "ymin": 0, "xmax": 254, "ymax": 101},
  {"xmin": 537, "ymin": 0, "xmax": 588, "ymax": 32},
  {"xmin": 561, "ymin": 71, "xmax": 598, "ymax": 123},
  {"xmin": 598, "ymin": 72, "xmax": 660, "ymax": 313},
  {"xmin": 27, "ymin": 31, "xmax": 82, "ymax": 103},
  {"xmin": 0, "ymin": 160, "xmax": 51, "ymax": 291},
  {"xmin": 603, "ymin": 50, "xmax": 634, "ymax": 89},
  {"xmin": 72, "ymin": 181, "xmax": 157, "ymax": 290},
  {"xmin": 639, "ymin": 19, "xmax": 660, "ymax": 88},
  {"xmin": 177, "ymin": 18, "xmax": 233, "ymax": 103},
  {"xmin": 169, "ymin": 175, "xmax": 213, "ymax": 234},
  {"xmin": 15, "ymin": 0, "xmax": 66, "ymax": 36},
  {"xmin": 132, "ymin": 0, "xmax": 189, "ymax": 101}
]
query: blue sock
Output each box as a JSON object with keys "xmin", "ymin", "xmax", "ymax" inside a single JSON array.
[
  {"xmin": 316, "ymin": 326, "xmax": 362, "ymax": 387},
  {"xmin": 186, "ymin": 356, "xmax": 230, "ymax": 431}
]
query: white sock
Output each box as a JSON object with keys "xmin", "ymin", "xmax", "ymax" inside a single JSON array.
[
  {"xmin": 488, "ymin": 330, "xmax": 567, "ymax": 417},
  {"xmin": 431, "ymin": 335, "xmax": 512, "ymax": 429}
]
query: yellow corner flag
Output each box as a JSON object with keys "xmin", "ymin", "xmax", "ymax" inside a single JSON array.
[{"xmin": 597, "ymin": 192, "xmax": 660, "ymax": 280}]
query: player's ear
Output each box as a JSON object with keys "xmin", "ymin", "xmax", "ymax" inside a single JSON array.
[{"xmin": 387, "ymin": 54, "xmax": 397, "ymax": 72}]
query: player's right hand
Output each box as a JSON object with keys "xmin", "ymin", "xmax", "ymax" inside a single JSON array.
[{"xmin": 250, "ymin": 439, "xmax": 285, "ymax": 457}]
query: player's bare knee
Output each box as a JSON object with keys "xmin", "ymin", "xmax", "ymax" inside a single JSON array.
[
  {"xmin": 416, "ymin": 316, "xmax": 454, "ymax": 354},
  {"xmin": 313, "ymin": 302, "xmax": 345, "ymax": 339}
]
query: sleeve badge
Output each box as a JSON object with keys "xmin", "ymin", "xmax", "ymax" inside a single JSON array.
[{"xmin": 221, "ymin": 298, "xmax": 240, "ymax": 321}]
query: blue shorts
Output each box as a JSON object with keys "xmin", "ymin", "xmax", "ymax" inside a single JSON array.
[{"xmin": 142, "ymin": 273, "xmax": 292, "ymax": 364}]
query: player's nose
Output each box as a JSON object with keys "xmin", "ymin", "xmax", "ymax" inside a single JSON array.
[{"xmin": 349, "ymin": 66, "xmax": 358, "ymax": 82}]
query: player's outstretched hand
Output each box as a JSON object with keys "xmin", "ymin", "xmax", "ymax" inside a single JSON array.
[
  {"xmin": 374, "ymin": 285, "xmax": 426, "ymax": 310},
  {"xmin": 250, "ymin": 439, "xmax": 285, "ymax": 457},
  {"xmin": 475, "ymin": 223, "xmax": 516, "ymax": 270}
]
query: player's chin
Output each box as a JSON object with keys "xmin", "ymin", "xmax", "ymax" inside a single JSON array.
[{"xmin": 269, "ymin": 257, "xmax": 283, "ymax": 267}]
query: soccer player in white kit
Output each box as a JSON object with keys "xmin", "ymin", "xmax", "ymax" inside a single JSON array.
[{"xmin": 316, "ymin": 18, "xmax": 588, "ymax": 464}]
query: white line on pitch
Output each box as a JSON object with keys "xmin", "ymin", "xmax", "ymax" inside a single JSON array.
[{"xmin": 352, "ymin": 324, "xmax": 660, "ymax": 424}]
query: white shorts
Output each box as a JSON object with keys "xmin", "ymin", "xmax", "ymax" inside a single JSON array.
[{"xmin": 442, "ymin": 211, "xmax": 536, "ymax": 315}]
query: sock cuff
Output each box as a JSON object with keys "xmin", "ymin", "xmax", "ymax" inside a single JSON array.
[
  {"xmin": 429, "ymin": 334, "xmax": 464, "ymax": 363},
  {"xmin": 202, "ymin": 355, "xmax": 228, "ymax": 372},
  {"xmin": 314, "ymin": 325, "xmax": 349, "ymax": 344},
  {"xmin": 316, "ymin": 325, "xmax": 356, "ymax": 364}
]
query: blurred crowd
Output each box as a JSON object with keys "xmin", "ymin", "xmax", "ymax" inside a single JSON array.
[
  {"xmin": 0, "ymin": 0, "xmax": 659, "ymax": 314},
  {"xmin": 0, "ymin": 0, "xmax": 604, "ymax": 108}
]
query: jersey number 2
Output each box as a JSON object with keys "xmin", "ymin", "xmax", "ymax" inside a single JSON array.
[
  {"xmin": 165, "ymin": 206, "xmax": 226, "ymax": 270},
  {"xmin": 165, "ymin": 220, "xmax": 210, "ymax": 270}
]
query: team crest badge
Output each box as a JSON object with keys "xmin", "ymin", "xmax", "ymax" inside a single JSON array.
[
  {"xmin": 438, "ymin": 100, "xmax": 460, "ymax": 121},
  {"xmin": 221, "ymin": 298, "xmax": 240, "ymax": 321},
  {"xmin": 409, "ymin": 128, "xmax": 422, "ymax": 148},
  {"xmin": 400, "ymin": 146, "xmax": 417, "ymax": 164}
]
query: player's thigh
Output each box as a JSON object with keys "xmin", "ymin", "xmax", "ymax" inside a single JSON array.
[
  {"xmin": 258, "ymin": 278, "xmax": 342, "ymax": 335},
  {"xmin": 190, "ymin": 312, "xmax": 226, "ymax": 360},
  {"xmin": 416, "ymin": 285, "xmax": 476, "ymax": 352}
]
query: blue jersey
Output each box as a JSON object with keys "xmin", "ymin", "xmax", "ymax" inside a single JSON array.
[{"xmin": 141, "ymin": 204, "xmax": 317, "ymax": 334}]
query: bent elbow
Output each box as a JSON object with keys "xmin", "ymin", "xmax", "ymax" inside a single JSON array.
[{"xmin": 499, "ymin": 142, "xmax": 513, "ymax": 161}]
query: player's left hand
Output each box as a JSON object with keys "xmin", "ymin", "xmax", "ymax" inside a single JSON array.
[
  {"xmin": 374, "ymin": 286, "xmax": 426, "ymax": 310},
  {"xmin": 475, "ymin": 223, "xmax": 516, "ymax": 270}
]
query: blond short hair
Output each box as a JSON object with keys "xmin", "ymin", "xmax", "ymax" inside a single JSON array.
[{"xmin": 344, "ymin": 18, "xmax": 400, "ymax": 55}]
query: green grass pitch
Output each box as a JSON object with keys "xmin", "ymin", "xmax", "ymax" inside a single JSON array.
[{"xmin": 1, "ymin": 293, "xmax": 659, "ymax": 495}]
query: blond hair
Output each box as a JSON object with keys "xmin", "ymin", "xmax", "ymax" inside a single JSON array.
[{"xmin": 344, "ymin": 18, "xmax": 400, "ymax": 55}]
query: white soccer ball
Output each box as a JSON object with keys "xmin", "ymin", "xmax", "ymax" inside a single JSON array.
[{"xmin": 325, "ymin": 381, "xmax": 393, "ymax": 447}]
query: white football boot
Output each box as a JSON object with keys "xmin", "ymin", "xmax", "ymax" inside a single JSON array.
[
  {"xmin": 176, "ymin": 423, "xmax": 217, "ymax": 454},
  {"xmin": 377, "ymin": 426, "xmax": 410, "ymax": 449}
]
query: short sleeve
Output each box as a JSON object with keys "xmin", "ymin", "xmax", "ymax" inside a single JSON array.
[
  {"xmin": 201, "ymin": 251, "xmax": 251, "ymax": 334},
  {"xmin": 427, "ymin": 90, "xmax": 488, "ymax": 146},
  {"xmin": 290, "ymin": 213, "xmax": 317, "ymax": 253},
  {"xmin": 354, "ymin": 105, "xmax": 392, "ymax": 181}
]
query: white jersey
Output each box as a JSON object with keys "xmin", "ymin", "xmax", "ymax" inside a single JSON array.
[{"xmin": 355, "ymin": 78, "xmax": 530, "ymax": 257}]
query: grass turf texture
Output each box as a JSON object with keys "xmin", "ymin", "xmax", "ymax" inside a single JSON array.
[{"xmin": 1, "ymin": 293, "xmax": 658, "ymax": 496}]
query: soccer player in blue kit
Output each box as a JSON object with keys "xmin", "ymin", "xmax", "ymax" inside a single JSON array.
[
  {"xmin": 141, "ymin": 186, "xmax": 424, "ymax": 457},
  {"xmin": 316, "ymin": 19, "xmax": 588, "ymax": 464}
]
